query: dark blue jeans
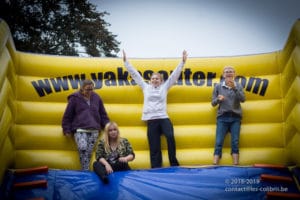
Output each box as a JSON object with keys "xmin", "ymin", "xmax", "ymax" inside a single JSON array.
[
  {"xmin": 214, "ymin": 113, "xmax": 241, "ymax": 157},
  {"xmin": 147, "ymin": 118, "xmax": 179, "ymax": 168}
]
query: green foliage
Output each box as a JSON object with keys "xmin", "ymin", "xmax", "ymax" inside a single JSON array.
[{"xmin": 0, "ymin": 0, "xmax": 120, "ymax": 57}]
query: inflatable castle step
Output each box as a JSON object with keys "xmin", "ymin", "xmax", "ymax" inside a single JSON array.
[
  {"xmin": 254, "ymin": 164, "xmax": 300, "ymax": 200},
  {"xmin": 11, "ymin": 166, "xmax": 48, "ymax": 200}
]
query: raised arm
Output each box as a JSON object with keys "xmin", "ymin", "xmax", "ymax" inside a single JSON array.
[
  {"xmin": 122, "ymin": 50, "xmax": 146, "ymax": 88},
  {"xmin": 165, "ymin": 50, "xmax": 187, "ymax": 89},
  {"xmin": 122, "ymin": 49, "xmax": 127, "ymax": 62},
  {"xmin": 182, "ymin": 50, "xmax": 187, "ymax": 63}
]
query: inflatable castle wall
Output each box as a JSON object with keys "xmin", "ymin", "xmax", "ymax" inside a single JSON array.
[{"xmin": 0, "ymin": 19, "xmax": 300, "ymax": 184}]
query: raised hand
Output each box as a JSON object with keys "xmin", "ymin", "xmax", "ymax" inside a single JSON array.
[
  {"xmin": 182, "ymin": 50, "xmax": 188, "ymax": 63},
  {"xmin": 122, "ymin": 50, "xmax": 127, "ymax": 62},
  {"xmin": 225, "ymin": 77, "xmax": 236, "ymax": 89}
]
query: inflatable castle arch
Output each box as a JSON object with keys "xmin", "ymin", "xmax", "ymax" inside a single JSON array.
[{"xmin": 0, "ymin": 18, "xmax": 300, "ymax": 186}]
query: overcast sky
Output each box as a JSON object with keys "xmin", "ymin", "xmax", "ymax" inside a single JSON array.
[{"xmin": 91, "ymin": 0, "xmax": 300, "ymax": 58}]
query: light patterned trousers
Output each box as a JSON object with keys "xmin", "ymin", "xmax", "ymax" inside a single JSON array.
[{"xmin": 74, "ymin": 130, "xmax": 99, "ymax": 170}]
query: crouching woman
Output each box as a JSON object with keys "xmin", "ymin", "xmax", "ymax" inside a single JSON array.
[{"xmin": 93, "ymin": 121, "xmax": 135, "ymax": 183}]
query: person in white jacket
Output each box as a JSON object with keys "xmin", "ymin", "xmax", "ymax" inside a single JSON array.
[{"xmin": 123, "ymin": 50, "xmax": 187, "ymax": 168}]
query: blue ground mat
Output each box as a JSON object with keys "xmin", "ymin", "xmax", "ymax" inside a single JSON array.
[{"xmin": 1, "ymin": 166, "xmax": 299, "ymax": 200}]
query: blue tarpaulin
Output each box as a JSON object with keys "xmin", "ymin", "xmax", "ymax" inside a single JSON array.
[{"xmin": 1, "ymin": 166, "xmax": 300, "ymax": 200}]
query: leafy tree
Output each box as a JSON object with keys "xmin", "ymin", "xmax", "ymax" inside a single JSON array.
[{"xmin": 0, "ymin": 0, "xmax": 120, "ymax": 57}]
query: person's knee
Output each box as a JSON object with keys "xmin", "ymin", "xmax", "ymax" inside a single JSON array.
[
  {"xmin": 93, "ymin": 161, "xmax": 99, "ymax": 168},
  {"xmin": 93, "ymin": 162, "xmax": 106, "ymax": 175}
]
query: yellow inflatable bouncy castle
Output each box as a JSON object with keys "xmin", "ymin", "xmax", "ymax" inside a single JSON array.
[{"xmin": 0, "ymin": 19, "xmax": 300, "ymax": 184}]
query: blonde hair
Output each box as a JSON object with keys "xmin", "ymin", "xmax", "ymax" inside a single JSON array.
[
  {"xmin": 151, "ymin": 72, "xmax": 164, "ymax": 82},
  {"xmin": 103, "ymin": 121, "xmax": 121, "ymax": 153},
  {"xmin": 223, "ymin": 66, "xmax": 235, "ymax": 73}
]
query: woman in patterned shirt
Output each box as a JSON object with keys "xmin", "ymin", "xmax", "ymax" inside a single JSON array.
[{"xmin": 93, "ymin": 121, "xmax": 135, "ymax": 183}]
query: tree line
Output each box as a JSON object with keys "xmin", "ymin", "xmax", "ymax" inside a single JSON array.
[{"xmin": 0, "ymin": 0, "xmax": 120, "ymax": 57}]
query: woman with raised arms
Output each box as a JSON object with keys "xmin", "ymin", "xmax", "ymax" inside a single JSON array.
[{"xmin": 122, "ymin": 50, "xmax": 187, "ymax": 168}]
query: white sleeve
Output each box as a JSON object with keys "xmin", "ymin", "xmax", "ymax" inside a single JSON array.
[
  {"xmin": 165, "ymin": 61, "xmax": 184, "ymax": 89},
  {"xmin": 124, "ymin": 61, "xmax": 146, "ymax": 88}
]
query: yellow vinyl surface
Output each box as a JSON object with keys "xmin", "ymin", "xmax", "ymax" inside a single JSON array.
[{"xmin": 1, "ymin": 19, "xmax": 300, "ymax": 184}]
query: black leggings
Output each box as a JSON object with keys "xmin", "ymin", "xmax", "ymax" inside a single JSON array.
[{"xmin": 93, "ymin": 161, "xmax": 131, "ymax": 178}]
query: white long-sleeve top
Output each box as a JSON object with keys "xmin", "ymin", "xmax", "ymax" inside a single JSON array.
[{"xmin": 124, "ymin": 61, "xmax": 185, "ymax": 121}]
